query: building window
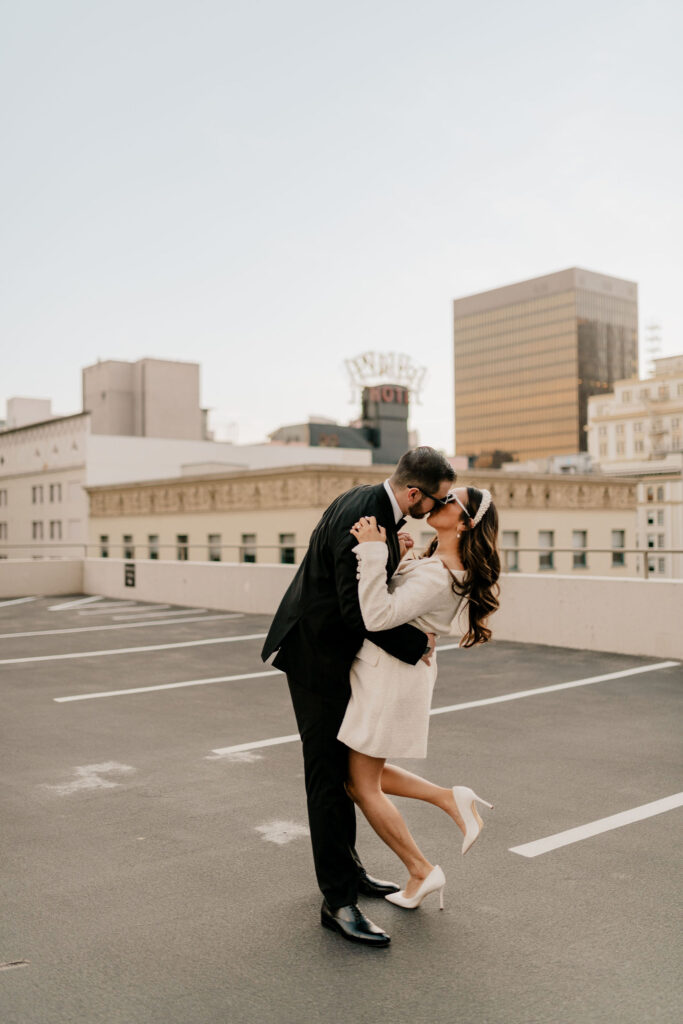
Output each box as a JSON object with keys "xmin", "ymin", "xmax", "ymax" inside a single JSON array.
[
  {"xmin": 657, "ymin": 534, "xmax": 665, "ymax": 549},
  {"xmin": 502, "ymin": 530, "xmax": 519, "ymax": 572},
  {"xmin": 123, "ymin": 534, "xmax": 134, "ymax": 559},
  {"xmin": 646, "ymin": 487, "xmax": 654, "ymax": 502},
  {"xmin": 616, "ymin": 442, "xmax": 625, "ymax": 455},
  {"xmin": 49, "ymin": 483, "xmax": 62, "ymax": 502},
  {"xmin": 599, "ymin": 425, "xmax": 606, "ymax": 436},
  {"xmin": 32, "ymin": 485, "xmax": 44, "ymax": 504},
  {"xmin": 0, "ymin": 522, "xmax": 7, "ymax": 540},
  {"xmin": 647, "ymin": 511, "xmax": 655, "ymax": 526},
  {"xmin": 658, "ymin": 387, "xmax": 669, "ymax": 400},
  {"xmin": 208, "ymin": 533, "xmax": 222, "ymax": 562},
  {"xmin": 648, "ymin": 557, "xmax": 656, "ymax": 574},
  {"xmin": 647, "ymin": 535, "xmax": 655, "ymax": 549},
  {"xmin": 240, "ymin": 533, "xmax": 257, "ymax": 563},
  {"xmin": 657, "ymin": 509, "xmax": 664, "ymax": 525},
  {"xmin": 616, "ymin": 424, "xmax": 624, "ymax": 434},
  {"xmin": 572, "ymin": 530, "xmax": 587, "ymax": 569},
  {"xmin": 658, "ymin": 558, "xmax": 666, "ymax": 574},
  {"xmin": 0, "ymin": 489, "xmax": 7, "ymax": 506},
  {"xmin": 148, "ymin": 535, "xmax": 159, "ymax": 560},
  {"xmin": 611, "ymin": 530, "xmax": 625, "ymax": 567},
  {"xmin": 538, "ymin": 531, "xmax": 554, "ymax": 570},
  {"xmin": 635, "ymin": 440, "xmax": 644, "ymax": 452},
  {"xmin": 99, "ymin": 534, "xmax": 109, "ymax": 558},
  {"xmin": 279, "ymin": 532, "xmax": 296, "ymax": 564},
  {"xmin": 634, "ymin": 421, "xmax": 643, "ymax": 432},
  {"xmin": 672, "ymin": 418, "xmax": 680, "ymax": 429},
  {"xmin": 49, "ymin": 520, "xmax": 62, "ymax": 540},
  {"xmin": 599, "ymin": 444, "xmax": 607, "ymax": 457},
  {"xmin": 176, "ymin": 534, "xmax": 189, "ymax": 561},
  {"xmin": 657, "ymin": 486, "xmax": 664, "ymax": 501},
  {"xmin": 622, "ymin": 391, "xmax": 631, "ymax": 402},
  {"xmin": 640, "ymin": 388, "xmax": 650, "ymax": 399},
  {"xmin": 32, "ymin": 521, "xmax": 44, "ymax": 540}
]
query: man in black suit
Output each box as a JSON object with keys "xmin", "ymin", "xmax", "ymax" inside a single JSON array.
[{"xmin": 262, "ymin": 447, "xmax": 456, "ymax": 947}]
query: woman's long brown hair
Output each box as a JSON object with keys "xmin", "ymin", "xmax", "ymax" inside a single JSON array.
[{"xmin": 421, "ymin": 486, "xmax": 500, "ymax": 646}]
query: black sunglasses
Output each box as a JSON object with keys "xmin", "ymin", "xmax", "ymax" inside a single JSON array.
[{"xmin": 410, "ymin": 486, "xmax": 450, "ymax": 508}]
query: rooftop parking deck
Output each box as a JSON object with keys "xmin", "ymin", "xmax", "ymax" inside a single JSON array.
[{"xmin": 1, "ymin": 595, "xmax": 681, "ymax": 1024}]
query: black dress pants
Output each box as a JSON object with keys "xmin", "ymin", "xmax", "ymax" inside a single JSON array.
[{"xmin": 286, "ymin": 671, "xmax": 363, "ymax": 909}]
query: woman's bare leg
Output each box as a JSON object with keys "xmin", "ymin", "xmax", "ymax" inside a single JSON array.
[
  {"xmin": 347, "ymin": 750, "xmax": 434, "ymax": 897},
  {"xmin": 380, "ymin": 763, "xmax": 467, "ymax": 837}
]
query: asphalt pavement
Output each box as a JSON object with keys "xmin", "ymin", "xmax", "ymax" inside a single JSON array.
[{"xmin": 1, "ymin": 593, "xmax": 681, "ymax": 1024}]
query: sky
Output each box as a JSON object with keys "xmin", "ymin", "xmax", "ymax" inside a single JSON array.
[{"xmin": 2, "ymin": 0, "xmax": 682, "ymax": 452}]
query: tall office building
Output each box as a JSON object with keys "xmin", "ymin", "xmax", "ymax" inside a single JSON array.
[{"xmin": 453, "ymin": 268, "xmax": 638, "ymax": 462}]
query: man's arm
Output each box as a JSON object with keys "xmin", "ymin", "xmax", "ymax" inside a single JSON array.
[{"xmin": 333, "ymin": 531, "xmax": 428, "ymax": 666}]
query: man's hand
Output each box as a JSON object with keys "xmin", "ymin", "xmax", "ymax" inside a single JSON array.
[
  {"xmin": 350, "ymin": 515, "xmax": 387, "ymax": 544},
  {"xmin": 420, "ymin": 632, "xmax": 436, "ymax": 665},
  {"xmin": 398, "ymin": 530, "xmax": 415, "ymax": 559}
]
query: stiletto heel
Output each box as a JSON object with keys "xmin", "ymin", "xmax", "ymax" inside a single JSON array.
[
  {"xmin": 384, "ymin": 865, "xmax": 446, "ymax": 910},
  {"xmin": 452, "ymin": 786, "xmax": 494, "ymax": 855}
]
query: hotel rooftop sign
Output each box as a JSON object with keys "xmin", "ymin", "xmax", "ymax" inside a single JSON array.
[{"xmin": 345, "ymin": 351, "xmax": 427, "ymax": 402}]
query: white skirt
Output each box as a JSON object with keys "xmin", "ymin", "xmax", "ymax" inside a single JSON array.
[{"xmin": 337, "ymin": 639, "xmax": 437, "ymax": 759}]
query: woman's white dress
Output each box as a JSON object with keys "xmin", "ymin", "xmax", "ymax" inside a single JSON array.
[{"xmin": 337, "ymin": 542, "xmax": 465, "ymax": 759}]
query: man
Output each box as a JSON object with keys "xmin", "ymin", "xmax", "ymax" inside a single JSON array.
[{"xmin": 262, "ymin": 447, "xmax": 456, "ymax": 947}]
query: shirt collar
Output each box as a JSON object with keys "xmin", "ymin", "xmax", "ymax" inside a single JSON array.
[{"xmin": 383, "ymin": 479, "xmax": 404, "ymax": 525}]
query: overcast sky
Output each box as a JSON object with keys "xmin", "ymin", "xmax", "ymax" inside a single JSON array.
[{"xmin": 2, "ymin": 0, "xmax": 682, "ymax": 451}]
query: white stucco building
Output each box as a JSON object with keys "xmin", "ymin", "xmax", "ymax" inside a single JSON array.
[{"xmin": 0, "ymin": 411, "xmax": 372, "ymax": 560}]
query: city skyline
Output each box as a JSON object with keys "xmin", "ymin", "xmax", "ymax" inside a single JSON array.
[{"xmin": 2, "ymin": 1, "xmax": 682, "ymax": 452}]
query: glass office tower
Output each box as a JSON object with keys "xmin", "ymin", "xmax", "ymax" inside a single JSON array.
[{"xmin": 453, "ymin": 268, "xmax": 638, "ymax": 463}]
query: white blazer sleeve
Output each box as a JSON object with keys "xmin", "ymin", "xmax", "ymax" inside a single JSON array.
[{"xmin": 353, "ymin": 542, "xmax": 447, "ymax": 631}]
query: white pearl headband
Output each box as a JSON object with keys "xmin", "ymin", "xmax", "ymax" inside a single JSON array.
[{"xmin": 450, "ymin": 488, "xmax": 492, "ymax": 527}]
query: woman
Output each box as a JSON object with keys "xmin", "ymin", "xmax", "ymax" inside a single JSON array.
[{"xmin": 337, "ymin": 486, "xmax": 500, "ymax": 910}]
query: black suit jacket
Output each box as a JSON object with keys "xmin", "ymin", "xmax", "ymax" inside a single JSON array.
[{"xmin": 261, "ymin": 483, "xmax": 426, "ymax": 695}]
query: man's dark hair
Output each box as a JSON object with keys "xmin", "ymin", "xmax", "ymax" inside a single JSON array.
[{"xmin": 391, "ymin": 446, "xmax": 456, "ymax": 493}]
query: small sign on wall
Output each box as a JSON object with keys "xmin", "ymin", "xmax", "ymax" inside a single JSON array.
[{"xmin": 124, "ymin": 562, "xmax": 136, "ymax": 587}]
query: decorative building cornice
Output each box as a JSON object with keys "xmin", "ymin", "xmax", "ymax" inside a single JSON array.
[{"xmin": 86, "ymin": 464, "xmax": 637, "ymax": 518}]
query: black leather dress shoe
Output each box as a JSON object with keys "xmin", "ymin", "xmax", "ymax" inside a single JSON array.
[
  {"xmin": 321, "ymin": 902, "xmax": 391, "ymax": 947},
  {"xmin": 357, "ymin": 871, "xmax": 401, "ymax": 898}
]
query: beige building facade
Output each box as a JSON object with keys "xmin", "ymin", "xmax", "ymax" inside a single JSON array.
[
  {"xmin": 453, "ymin": 267, "xmax": 638, "ymax": 463},
  {"xmin": 86, "ymin": 464, "xmax": 637, "ymax": 578}
]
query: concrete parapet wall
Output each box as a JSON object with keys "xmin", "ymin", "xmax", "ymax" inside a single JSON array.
[
  {"xmin": 0, "ymin": 559, "xmax": 84, "ymax": 598},
  {"xmin": 493, "ymin": 574, "xmax": 682, "ymax": 660},
  {"xmin": 82, "ymin": 558, "xmax": 297, "ymax": 616},
  {"xmin": 3, "ymin": 558, "xmax": 680, "ymax": 660}
]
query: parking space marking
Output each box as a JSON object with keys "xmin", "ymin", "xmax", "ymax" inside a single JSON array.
[
  {"xmin": 76, "ymin": 602, "xmax": 144, "ymax": 615},
  {"xmin": 429, "ymin": 661, "xmax": 680, "ymax": 716},
  {"xmin": 111, "ymin": 607, "xmax": 205, "ymax": 620},
  {"xmin": 1, "ymin": 631, "xmax": 268, "ymax": 665},
  {"xmin": 0, "ymin": 596, "xmax": 40, "ymax": 608},
  {"xmin": 208, "ymin": 661, "xmax": 679, "ymax": 756},
  {"xmin": 0, "ymin": 613, "xmax": 243, "ymax": 640},
  {"xmin": 55, "ymin": 669, "xmax": 282, "ymax": 702},
  {"xmin": 48, "ymin": 596, "xmax": 103, "ymax": 611},
  {"xmin": 509, "ymin": 793, "xmax": 683, "ymax": 858}
]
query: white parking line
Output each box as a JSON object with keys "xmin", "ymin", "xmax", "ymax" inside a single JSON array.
[
  {"xmin": 111, "ymin": 608, "xmax": 206, "ymax": 620},
  {"xmin": 77, "ymin": 603, "xmax": 143, "ymax": 615},
  {"xmin": 0, "ymin": 613, "xmax": 244, "ymax": 640},
  {"xmin": 1, "ymin": 631, "xmax": 269, "ymax": 665},
  {"xmin": 208, "ymin": 661, "xmax": 679, "ymax": 756},
  {"xmin": 429, "ymin": 661, "xmax": 680, "ymax": 716},
  {"xmin": 48, "ymin": 596, "xmax": 103, "ymax": 611},
  {"xmin": 55, "ymin": 669, "xmax": 282, "ymax": 702},
  {"xmin": 509, "ymin": 793, "xmax": 683, "ymax": 858},
  {"xmin": 0, "ymin": 596, "xmax": 40, "ymax": 608}
]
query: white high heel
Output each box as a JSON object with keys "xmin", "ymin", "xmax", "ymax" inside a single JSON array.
[
  {"xmin": 452, "ymin": 786, "xmax": 494, "ymax": 855},
  {"xmin": 384, "ymin": 865, "xmax": 446, "ymax": 910}
]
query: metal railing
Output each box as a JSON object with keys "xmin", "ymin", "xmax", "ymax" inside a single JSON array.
[{"xmin": 1, "ymin": 543, "xmax": 682, "ymax": 579}]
